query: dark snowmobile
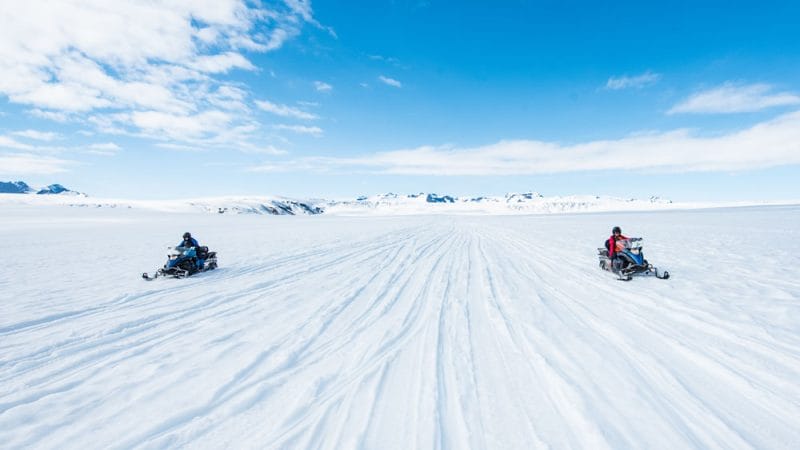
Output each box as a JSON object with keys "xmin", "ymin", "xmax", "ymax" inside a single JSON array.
[
  {"xmin": 142, "ymin": 246, "xmax": 217, "ymax": 280},
  {"xmin": 598, "ymin": 238, "xmax": 669, "ymax": 281}
]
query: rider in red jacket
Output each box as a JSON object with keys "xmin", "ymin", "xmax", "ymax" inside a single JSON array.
[{"xmin": 606, "ymin": 226, "xmax": 628, "ymax": 259}]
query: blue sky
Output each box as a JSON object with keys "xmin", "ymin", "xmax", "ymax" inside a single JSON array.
[{"xmin": 1, "ymin": 0, "xmax": 799, "ymax": 200}]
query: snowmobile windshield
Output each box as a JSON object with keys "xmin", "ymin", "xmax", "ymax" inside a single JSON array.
[
  {"xmin": 625, "ymin": 239, "xmax": 643, "ymax": 249},
  {"xmin": 170, "ymin": 246, "xmax": 196, "ymax": 256}
]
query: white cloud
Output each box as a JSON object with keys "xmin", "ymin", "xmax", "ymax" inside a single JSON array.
[
  {"xmin": 0, "ymin": 153, "xmax": 73, "ymax": 175},
  {"xmin": 274, "ymin": 124, "xmax": 323, "ymax": 137},
  {"xmin": 257, "ymin": 110, "xmax": 800, "ymax": 175},
  {"xmin": 188, "ymin": 52, "xmax": 255, "ymax": 73},
  {"xmin": 0, "ymin": 0, "xmax": 323, "ymax": 146},
  {"xmin": 255, "ymin": 145, "xmax": 289, "ymax": 155},
  {"xmin": 668, "ymin": 83, "xmax": 800, "ymax": 114},
  {"xmin": 0, "ymin": 135, "xmax": 34, "ymax": 150},
  {"xmin": 207, "ymin": 85, "xmax": 248, "ymax": 111},
  {"xmin": 86, "ymin": 142, "xmax": 122, "ymax": 155},
  {"xmin": 256, "ymin": 100, "xmax": 318, "ymax": 120},
  {"xmin": 605, "ymin": 71, "xmax": 661, "ymax": 90},
  {"xmin": 263, "ymin": 28, "xmax": 293, "ymax": 52},
  {"xmin": 27, "ymin": 109, "xmax": 71, "ymax": 123},
  {"xmin": 129, "ymin": 110, "xmax": 236, "ymax": 141},
  {"xmin": 314, "ymin": 81, "xmax": 333, "ymax": 92},
  {"xmin": 378, "ymin": 76, "xmax": 402, "ymax": 88},
  {"xmin": 11, "ymin": 130, "xmax": 60, "ymax": 141},
  {"xmin": 155, "ymin": 143, "xmax": 205, "ymax": 152}
]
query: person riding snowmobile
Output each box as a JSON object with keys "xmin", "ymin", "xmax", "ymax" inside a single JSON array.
[
  {"xmin": 606, "ymin": 226, "xmax": 628, "ymax": 272},
  {"xmin": 178, "ymin": 232, "xmax": 204, "ymax": 270}
]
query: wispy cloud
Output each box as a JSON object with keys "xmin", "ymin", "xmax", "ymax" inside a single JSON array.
[
  {"xmin": 258, "ymin": 145, "xmax": 289, "ymax": 155},
  {"xmin": 256, "ymin": 100, "xmax": 318, "ymax": 120},
  {"xmin": 254, "ymin": 110, "xmax": 800, "ymax": 175},
  {"xmin": 0, "ymin": 135, "xmax": 34, "ymax": 151},
  {"xmin": 314, "ymin": 81, "xmax": 333, "ymax": 92},
  {"xmin": 368, "ymin": 54, "xmax": 399, "ymax": 64},
  {"xmin": 155, "ymin": 143, "xmax": 205, "ymax": 152},
  {"xmin": 274, "ymin": 124, "xmax": 323, "ymax": 137},
  {"xmin": 605, "ymin": 71, "xmax": 661, "ymax": 90},
  {"xmin": 86, "ymin": 142, "xmax": 121, "ymax": 156},
  {"xmin": 0, "ymin": 153, "xmax": 73, "ymax": 175},
  {"xmin": 11, "ymin": 130, "xmax": 60, "ymax": 141},
  {"xmin": 378, "ymin": 75, "xmax": 402, "ymax": 88},
  {"xmin": 27, "ymin": 109, "xmax": 71, "ymax": 123},
  {"xmin": 668, "ymin": 82, "xmax": 800, "ymax": 114}
]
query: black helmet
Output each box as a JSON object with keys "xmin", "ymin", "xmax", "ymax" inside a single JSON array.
[
  {"xmin": 183, "ymin": 232, "xmax": 191, "ymax": 239},
  {"xmin": 612, "ymin": 226, "xmax": 621, "ymax": 234}
]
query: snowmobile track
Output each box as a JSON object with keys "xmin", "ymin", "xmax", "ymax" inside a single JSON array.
[{"xmin": 2, "ymin": 210, "xmax": 800, "ymax": 449}]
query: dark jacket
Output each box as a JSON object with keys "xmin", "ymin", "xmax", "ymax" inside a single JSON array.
[{"xmin": 179, "ymin": 237, "xmax": 199, "ymax": 248}]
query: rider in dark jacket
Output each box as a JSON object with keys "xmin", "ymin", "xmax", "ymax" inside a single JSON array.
[
  {"xmin": 179, "ymin": 232, "xmax": 204, "ymax": 270},
  {"xmin": 179, "ymin": 232, "xmax": 199, "ymax": 248}
]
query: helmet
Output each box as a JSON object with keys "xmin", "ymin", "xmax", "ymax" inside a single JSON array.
[
  {"xmin": 183, "ymin": 232, "xmax": 191, "ymax": 239},
  {"xmin": 612, "ymin": 226, "xmax": 621, "ymax": 234}
]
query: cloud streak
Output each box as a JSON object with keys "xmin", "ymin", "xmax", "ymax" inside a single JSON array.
[
  {"xmin": 378, "ymin": 76, "xmax": 402, "ymax": 88},
  {"xmin": 253, "ymin": 110, "xmax": 800, "ymax": 175},
  {"xmin": 11, "ymin": 130, "xmax": 61, "ymax": 141},
  {"xmin": 256, "ymin": 100, "xmax": 318, "ymax": 120},
  {"xmin": 0, "ymin": 153, "xmax": 74, "ymax": 175},
  {"xmin": 274, "ymin": 124, "xmax": 323, "ymax": 137},
  {"xmin": 605, "ymin": 71, "xmax": 661, "ymax": 90},
  {"xmin": 314, "ymin": 81, "xmax": 333, "ymax": 92},
  {"xmin": 86, "ymin": 142, "xmax": 122, "ymax": 156},
  {"xmin": 668, "ymin": 83, "xmax": 800, "ymax": 114}
]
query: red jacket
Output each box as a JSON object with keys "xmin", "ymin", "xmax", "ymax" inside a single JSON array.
[{"xmin": 607, "ymin": 234, "xmax": 628, "ymax": 258}]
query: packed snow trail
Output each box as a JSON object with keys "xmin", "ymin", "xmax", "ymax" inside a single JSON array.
[{"xmin": 1, "ymin": 206, "xmax": 799, "ymax": 449}]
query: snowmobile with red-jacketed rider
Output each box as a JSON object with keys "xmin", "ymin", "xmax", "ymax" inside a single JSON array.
[{"xmin": 598, "ymin": 237, "xmax": 669, "ymax": 281}]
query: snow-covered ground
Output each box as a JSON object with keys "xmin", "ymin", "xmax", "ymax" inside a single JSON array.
[{"xmin": 1, "ymin": 204, "xmax": 799, "ymax": 449}]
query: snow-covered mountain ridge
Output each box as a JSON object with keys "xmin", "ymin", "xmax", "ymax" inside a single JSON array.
[
  {"xmin": 325, "ymin": 192, "xmax": 678, "ymax": 215},
  {"xmin": 1, "ymin": 186, "xmax": 795, "ymax": 215},
  {"xmin": 0, "ymin": 181, "xmax": 84, "ymax": 195}
]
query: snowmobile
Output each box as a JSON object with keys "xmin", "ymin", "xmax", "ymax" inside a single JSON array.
[
  {"xmin": 597, "ymin": 237, "xmax": 669, "ymax": 281},
  {"xmin": 142, "ymin": 246, "xmax": 217, "ymax": 280}
]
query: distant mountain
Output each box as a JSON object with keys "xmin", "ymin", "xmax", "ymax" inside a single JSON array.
[
  {"xmin": 1, "ymin": 187, "xmax": 689, "ymax": 215},
  {"xmin": 324, "ymin": 192, "xmax": 675, "ymax": 215},
  {"xmin": 0, "ymin": 181, "xmax": 83, "ymax": 196},
  {"xmin": 188, "ymin": 197, "xmax": 324, "ymax": 216},
  {"xmin": 0, "ymin": 181, "xmax": 34, "ymax": 194},
  {"xmin": 37, "ymin": 184, "xmax": 74, "ymax": 195}
]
